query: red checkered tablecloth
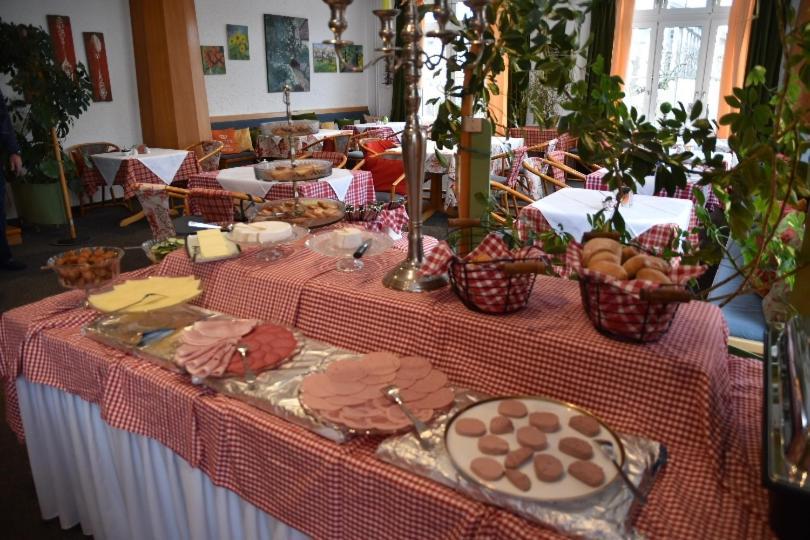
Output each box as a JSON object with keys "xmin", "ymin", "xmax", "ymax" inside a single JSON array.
[
  {"xmin": 80, "ymin": 152, "xmax": 200, "ymax": 199},
  {"xmin": 0, "ymin": 239, "xmax": 773, "ymax": 538},
  {"xmin": 187, "ymin": 170, "xmax": 375, "ymax": 208}
]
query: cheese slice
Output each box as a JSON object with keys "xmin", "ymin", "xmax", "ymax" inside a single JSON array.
[
  {"xmin": 197, "ymin": 229, "xmax": 231, "ymax": 258},
  {"xmin": 88, "ymin": 276, "xmax": 202, "ymax": 313}
]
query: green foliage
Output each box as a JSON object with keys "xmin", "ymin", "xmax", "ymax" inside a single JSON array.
[
  {"xmin": 0, "ymin": 19, "xmax": 92, "ymax": 185},
  {"xmin": 425, "ymin": 0, "xmax": 809, "ymax": 300}
]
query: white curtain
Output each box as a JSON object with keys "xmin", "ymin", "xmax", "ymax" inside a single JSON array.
[{"xmin": 16, "ymin": 378, "xmax": 309, "ymax": 540}]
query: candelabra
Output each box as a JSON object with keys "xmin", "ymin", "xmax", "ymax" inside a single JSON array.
[{"xmin": 322, "ymin": 0, "xmax": 491, "ymax": 292}]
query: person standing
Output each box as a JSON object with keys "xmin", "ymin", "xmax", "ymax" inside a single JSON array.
[{"xmin": 0, "ymin": 90, "xmax": 25, "ymax": 271}]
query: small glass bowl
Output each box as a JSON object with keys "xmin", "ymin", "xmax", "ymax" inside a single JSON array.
[{"xmin": 46, "ymin": 247, "xmax": 124, "ymax": 292}]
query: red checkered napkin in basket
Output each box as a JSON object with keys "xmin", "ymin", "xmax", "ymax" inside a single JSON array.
[
  {"xmin": 566, "ymin": 242, "xmax": 706, "ymax": 297},
  {"xmin": 364, "ymin": 205, "xmax": 409, "ymax": 235},
  {"xmin": 420, "ymin": 232, "xmax": 538, "ymax": 276}
]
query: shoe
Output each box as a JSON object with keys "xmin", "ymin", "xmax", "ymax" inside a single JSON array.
[{"xmin": 0, "ymin": 259, "xmax": 26, "ymax": 271}]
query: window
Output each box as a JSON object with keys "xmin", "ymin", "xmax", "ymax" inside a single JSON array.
[
  {"xmin": 420, "ymin": 1, "xmax": 471, "ymax": 122},
  {"xmin": 624, "ymin": 0, "xmax": 730, "ymax": 121}
]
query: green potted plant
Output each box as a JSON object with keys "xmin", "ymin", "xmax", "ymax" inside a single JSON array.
[
  {"xmin": 0, "ymin": 19, "xmax": 92, "ymax": 225},
  {"xmin": 430, "ymin": 0, "xmax": 808, "ymax": 309}
]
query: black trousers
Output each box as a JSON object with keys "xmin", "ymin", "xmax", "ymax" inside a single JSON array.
[{"xmin": 0, "ymin": 172, "xmax": 11, "ymax": 262}]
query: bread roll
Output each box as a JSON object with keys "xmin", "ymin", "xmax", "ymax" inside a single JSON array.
[
  {"xmin": 588, "ymin": 250, "xmax": 621, "ymax": 266},
  {"xmin": 582, "ymin": 238, "xmax": 622, "ymax": 266},
  {"xmin": 621, "ymin": 246, "xmax": 640, "ymax": 263},
  {"xmin": 636, "ymin": 267, "xmax": 672, "ymax": 284},
  {"xmin": 587, "ymin": 260, "xmax": 628, "ymax": 280},
  {"xmin": 643, "ymin": 256, "xmax": 671, "ymax": 274}
]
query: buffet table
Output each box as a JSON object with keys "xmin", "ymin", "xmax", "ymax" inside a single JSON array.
[{"xmin": 1, "ymin": 239, "xmax": 772, "ymax": 538}]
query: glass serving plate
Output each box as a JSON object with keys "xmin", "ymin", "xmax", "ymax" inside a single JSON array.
[
  {"xmin": 45, "ymin": 246, "xmax": 124, "ymax": 296},
  {"xmin": 226, "ymin": 224, "xmax": 309, "ymax": 261},
  {"xmin": 253, "ymin": 198, "xmax": 345, "ymax": 229},
  {"xmin": 264, "ymin": 119, "xmax": 320, "ymax": 137},
  {"xmin": 254, "ymin": 159, "xmax": 333, "ymax": 182},
  {"xmin": 305, "ymin": 229, "xmax": 394, "ymax": 271}
]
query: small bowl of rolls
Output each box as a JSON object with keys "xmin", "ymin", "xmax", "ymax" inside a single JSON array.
[{"xmin": 574, "ymin": 235, "xmax": 704, "ymax": 343}]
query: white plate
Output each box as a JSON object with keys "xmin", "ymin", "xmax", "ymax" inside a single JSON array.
[
  {"xmin": 305, "ymin": 229, "xmax": 394, "ymax": 258},
  {"xmin": 444, "ymin": 396, "xmax": 624, "ymax": 502},
  {"xmin": 185, "ymin": 233, "xmax": 241, "ymax": 263}
]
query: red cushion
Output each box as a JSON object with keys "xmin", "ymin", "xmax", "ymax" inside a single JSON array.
[
  {"xmin": 364, "ymin": 154, "xmax": 406, "ymax": 195},
  {"xmin": 361, "ymin": 138, "xmax": 397, "ymax": 158}
]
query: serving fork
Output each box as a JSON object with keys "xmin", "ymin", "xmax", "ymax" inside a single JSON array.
[
  {"xmin": 382, "ymin": 385, "xmax": 433, "ymax": 450},
  {"xmin": 236, "ymin": 344, "xmax": 257, "ymax": 389},
  {"xmin": 595, "ymin": 438, "xmax": 647, "ymax": 504}
]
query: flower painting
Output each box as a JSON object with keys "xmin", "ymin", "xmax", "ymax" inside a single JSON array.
[
  {"xmin": 338, "ymin": 45, "xmax": 364, "ymax": 73},
  {"xmin": 201, "ymin": 46, "xmax": 226, "ymax": 75},
  {"xmin": 313, "ymin": 43, "xmax": 337, "ymax": 73},
  {"xmin": 264, "ymin": 14, "xmax": 310, "ymax": 92},
  {"xmin": 226, "ymin": 24, "xmax": 249, "ymax": 60},
  {"xmin": 82, "ymin": 32, "xmax": 112, "ymax": 101},
  {"xmin": 46, "ymin": 15, "xmax": 77, "ymax": 79}
]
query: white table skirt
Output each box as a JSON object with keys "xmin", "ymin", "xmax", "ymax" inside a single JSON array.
[{"xmin": 16, "ymin": 378, "xmax": 308, "ymax": 540}]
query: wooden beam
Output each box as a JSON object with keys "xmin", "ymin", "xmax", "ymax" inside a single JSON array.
[{"xmin": 130, "ymin": 0, "xmax": 211, "ymax": 148}]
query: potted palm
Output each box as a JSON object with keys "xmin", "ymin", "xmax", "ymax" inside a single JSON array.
[{"xmin": 0, "ymin": 19, "xmax": 92, "ymax": 225}]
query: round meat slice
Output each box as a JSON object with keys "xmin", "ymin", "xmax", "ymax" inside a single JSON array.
[
  {"xmin": 478, "ymin": 434, "xmax": 509, "ymax": 455},
  {"xmin": 505, "ymin": 446, "xmax": 533, "ymax": 469},
  {"xmin": 225, "ymin": 324, "xmax": 297, "ymax": 376},
  {"xmin": 533, "ymin": 454, "xmax": 564, "ymax": 482},
  {"xmin": 568, "ymin": 460, "xmax": 606, "ymax": 487},
  {"xmin": 470, "ymin": 457, "xmax": 504, "ymax": 481},
  {"xmin": 409, "ymin": 369, "xmax": 449, "ymax": 394},
  {"xmin": 409, "ymin": 387, "xmax": 455, "ymax": 410},
  {"xmin": 516, "ymin": 426, "xmax": 548, "ymax": 451},
  {"xmin": 359, "ymin": 352, "xmax": 401, "ymax": 375},
  {"xmin": 489, "ymin": 415, "xmax": 514, "ymax": 435},
  {"xmin": 300, "ymin": 373, "xmax": 339, "ymax": 398},
  {"xmin": 505, "ymin": 469, "xmax": 531, "ymax": 492},
  {"xmin": 399, "ymin": 386, "xmax": 429, "ymax": 403},
  {"xmin": 300, "ymin": 393, "xmax": 343, "ymax": 412},
  {"xmin": 454, "ymin": 417, "xmax": 487, "ymax": 437},
  {"xmin": 180, "ymin": 328, "xmax": 223, "ymax": 347},
  {"xmin": 326, "ymin": 393, "xmax": 370, "ymax": 406},
  {"xmin": 328, "ymin": 379, "xmax": 367, "ymax": 396},
  {"xmin": 325, "ymin": 360, "xmax": 368, "ymax": 383},
  {"xmin": 528, "ymin": 412, "xmax": 560, "ymax": 433},
  {"xmin": 569, "ymin": 415, "xmax": 601, "ymax": 437},
  {"xmin": 396, "ymin": 356, "xmax": 433, "ymax": 379},
  {"xmin": 558, "ymin": 437, "xmax": 594, "ymax": 460},
  {"xmin": 386, "ymin": 406, "xmax": 433, "ymax": 424},
  {"xmin": 365, "ymin": 371, "xmax": 397, "ymax": 386},
  {"xmin": 498, "ymin": 399, "xmax": 528, "ymax": 418}
]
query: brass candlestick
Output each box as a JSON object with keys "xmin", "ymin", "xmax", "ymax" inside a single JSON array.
[{"xmin": 321, "ymin": 0, "xmax": 492, "ymax": 292}]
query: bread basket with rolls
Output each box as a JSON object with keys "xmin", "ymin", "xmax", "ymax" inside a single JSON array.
[
  {"xmin": 421, "ymin": 219, "xmax": 551, "ymax": 315},
  {"xmin": 569, "ymin": 232, "xmax": 706, "ymax": 342}
]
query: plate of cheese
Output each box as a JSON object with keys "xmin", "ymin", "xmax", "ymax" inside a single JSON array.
[
  {"xmin": 186, "ymin": 229, "xmax": 241, "ymax": 263},
  {"xmin": 87, "ymin": 276, "xmax": 202, "ymax": 313}
]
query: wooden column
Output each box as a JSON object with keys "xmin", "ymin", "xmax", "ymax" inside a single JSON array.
[{"xmin": 130, "ymin": 0, "xmax": 211, "ymax": 148}]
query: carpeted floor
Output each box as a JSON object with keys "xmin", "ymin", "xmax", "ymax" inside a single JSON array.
[{"xmin": 0, "ymin": 204, "xmax": 449, "ymax": 538}]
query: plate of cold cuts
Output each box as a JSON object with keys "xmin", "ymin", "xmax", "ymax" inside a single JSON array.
[
  {"xmin": 298, "ymin": 351, "xmax": 455, "ymax": 434},
  {"xmin": 444, "ymin": 396, "xmax": 625, "ymax": 502},
  {"xmin": 173, "ymin": 318, "xmax": 299, "ymax": 379}
]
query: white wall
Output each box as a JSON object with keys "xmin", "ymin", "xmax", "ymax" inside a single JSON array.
[
  {"xmin": 195, "ymin": 0, "xmax": 383, "ymax": 117},
  {"xmin": 0, "ymin": 0, "xmax": 142, "ymax": 149},
  {"xmin": 0, "ymin": 0, "xmax": 142, "ymax": 218}
]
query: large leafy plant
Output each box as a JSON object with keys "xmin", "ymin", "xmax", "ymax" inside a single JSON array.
[
  {"xmin": 427, "ymin": 0, "xmax": 809, "ymax": 303},
  {"xmin": 0, "ymin": 19, "xmax": 92, "ymax": 188}
]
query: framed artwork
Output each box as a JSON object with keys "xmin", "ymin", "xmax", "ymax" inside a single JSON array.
[
  {"xmin": 312, "ymin": 43, "xmax": 337, "ymax": 73},
  {"xmin": 338, "ymin": 45, "xmax": 364, "ymax": 73},
  {"xmin": 226, "ymin": 24, "xmax": 249, "ymax": 60},
  {"xmin": 82, "ymin": 32, "xmax": 113, "ymax": 101},
  {"xmin": 264, "ymin": 14, "xmax": 310, "ymax": 92},
  {"xmin": 201, "ymin": 46, "xmax": 226, "ymax": 75},
  {"xmin": 46, "ymin": 15, "xmax": 77, "ymax": 79}
]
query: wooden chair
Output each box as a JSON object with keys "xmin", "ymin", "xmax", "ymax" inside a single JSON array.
[
  {"xmin": 299, "ymin": 151, "xmax": 348, "ymax": 169},
  {"xmin": 353, "ymin": 149, "xmax": 405, "ymax": 200},
  {"xmin": 535, "ymin": 150, "xmax": 589, "ymax": 189},
  {"xmin": 187, "ymin": 187, "xmax": 265, "ymax": 225},
  {"xmin": 185, "ymin": 140, "xmax": 224, "ymax": 172},
  {"xmin": 133, "ymin": 183, "xmax": 189, "ymax": 240},
  {"xmin": 66, "ymin": 142, "xmax": 126, "ymax": 214},
  {"xmin": 489, "ymin": 180, "xmax": 535, "ymax": 225},
  {"xmin": 522, "ymin": 158, "xmax": 570, "ymax": 196}
]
